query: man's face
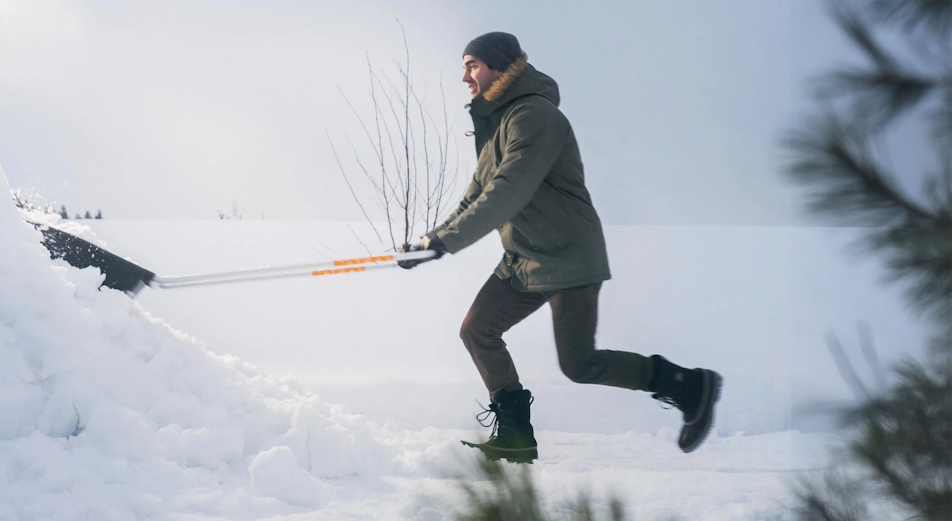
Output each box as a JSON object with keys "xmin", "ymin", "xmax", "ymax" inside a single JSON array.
[{"xmin": 462, "ymin": 55, "xmax": 501, "ymax": 99}]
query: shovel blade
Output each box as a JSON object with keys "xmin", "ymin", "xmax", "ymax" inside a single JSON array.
[{"xmin": 39, "ymin": 226, "xmax": 155, "ymax": 295}]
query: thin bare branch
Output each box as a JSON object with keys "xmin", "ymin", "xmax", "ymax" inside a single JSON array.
[
  {"xmin": 826, "ymin": 332, "xmax": 871, "ymax": 401},
  {"xmin": 347, "ymin": 223, "xmax": 376, "ymax": 259},
  {"xmin": 344, "ymin": 134, "xmax": 387, "ymax": 205},
  {"xmin": 399, "ymin": 21, "xmax": 412, "ymax": 245},
  {"xmin": 374, "ymin": 71, "xmax": 409, "ymax": 206},
  {"xmin": 367, "ymin": 53, "xmax": 397, "ymax": 251},
  {"xmin": 337, "ymin": 85, "xmax": 385, "ymax": 168},
  {"xmin": 856, "ymin": 321, "xmax": 888, "ymax": 390},
  {"xmin": 325, "ymin": 128, "xmax": 383, "ymax": 243},
  {"xmin": 329, "ymin": 21, "xmax": 463, "ymax": 251}
]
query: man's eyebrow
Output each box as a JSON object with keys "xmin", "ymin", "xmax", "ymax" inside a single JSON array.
[{"xmin": 463, "ymin": 59, "xmax": 477, "ymax": 67}]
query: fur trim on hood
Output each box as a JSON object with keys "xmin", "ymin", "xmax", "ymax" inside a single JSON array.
[{"xmin": 483, "ymin": 53, "xmax": 529, "ymax": 102}]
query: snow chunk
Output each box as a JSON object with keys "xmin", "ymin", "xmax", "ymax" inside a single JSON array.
[{"xmin": 248, "ymin": 446, "xmax": 335, "ymax": 506}]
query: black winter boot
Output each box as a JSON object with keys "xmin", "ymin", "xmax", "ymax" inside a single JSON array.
[
  {"xmin": 647, "ymin": 355, "xmax": 722, "ymax": 453},
  {"xmin": 461, "ymin": 389, "xmax": 538, "ymax": 463}
]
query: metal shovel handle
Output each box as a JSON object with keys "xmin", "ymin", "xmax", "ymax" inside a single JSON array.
[{"xmin": 152, "ymin": 249, "xmax": 437, "ymax": 289}]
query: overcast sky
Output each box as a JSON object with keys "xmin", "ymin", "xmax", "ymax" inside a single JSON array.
[{"xmin": 0, "ymin": 0, "xmax": 920, "ymax": 225}]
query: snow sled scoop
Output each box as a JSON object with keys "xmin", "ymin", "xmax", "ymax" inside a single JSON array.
[{"xmin": 36, "ymin": 224, "xmax": 437, "ymax": 296}]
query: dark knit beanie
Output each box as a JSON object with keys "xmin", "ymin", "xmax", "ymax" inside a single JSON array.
[{"xmin": 463, "ymin": 32, "xmax": 522, "ymax": 70}]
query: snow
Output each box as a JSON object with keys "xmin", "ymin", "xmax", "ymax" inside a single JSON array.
[
  {"xmin": 2, "ymin": 169, "xmax": 390, "ymax": 519},
  {"xmin": 0, "ymin": 164, "xmax": 924, "ymax": 520}
]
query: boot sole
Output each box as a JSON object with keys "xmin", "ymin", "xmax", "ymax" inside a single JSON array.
[
  {"xmin": 679, "ymin": 370, "xmax": 722, "ymax": 453},
  {"xmin": 461, "ymin": 440, "xmax": 538, "ymax": 463}
]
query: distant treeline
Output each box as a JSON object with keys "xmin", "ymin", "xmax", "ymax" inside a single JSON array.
[
  {"xmin": 11, "ymin": 192, "xmax": 103, "ymax": 219},
  {"xmin": 59, "ymin": 206, "xmax": 103, "ymax": 220}
]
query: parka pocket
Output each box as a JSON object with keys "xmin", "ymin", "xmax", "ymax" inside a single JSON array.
[{"xmin": 515, "ymin": 204, "xmax": 569, "ymax": 252}]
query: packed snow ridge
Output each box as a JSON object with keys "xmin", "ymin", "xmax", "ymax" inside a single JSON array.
[{"xmin": 0, "ymin": 168, "xmax": 422, "ymax": 519}]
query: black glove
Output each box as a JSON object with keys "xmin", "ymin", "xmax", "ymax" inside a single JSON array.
[{"xmin": 398, "ymin": 234, "xmax": 447, "ymax": 269}]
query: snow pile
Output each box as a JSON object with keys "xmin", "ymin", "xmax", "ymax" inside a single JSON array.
[{"xmin": 0, "ymin": 167, "xmax": 389, "ymax": 519}]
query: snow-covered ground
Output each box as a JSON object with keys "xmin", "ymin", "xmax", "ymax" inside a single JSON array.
[{"xmin": 1, "ymin": 166, "xmax": 925, "ymax": 520}]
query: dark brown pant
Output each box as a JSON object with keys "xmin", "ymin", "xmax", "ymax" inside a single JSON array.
[{"xmin": 460, "ymin": 274, "xmax": 654, "ymax": 399}]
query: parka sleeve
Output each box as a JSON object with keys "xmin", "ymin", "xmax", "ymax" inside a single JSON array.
[
  {"xmin": 435, "ymin": 102, "xmax": 568, "ymax": 254},
  {"xmin": 433, "ymin": 174, "xmax": 482, "ymax": 233}
]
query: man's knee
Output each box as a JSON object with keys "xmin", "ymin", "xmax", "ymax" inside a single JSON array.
[
  {"xmin": 459, "ymin": 314, "xmax": 475, "ymax": 343},
  {"xmin": 560, "ymin": 356, "xmax": 600, "ymax": 384},
  {"xmin": 460, "ymin": 312, "xmax": 495, "ymax": 345}
]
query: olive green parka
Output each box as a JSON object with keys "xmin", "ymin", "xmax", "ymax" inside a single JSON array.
[{"xmin": 433, "ymin": 55, "xmax": 610, "ymax": 292}]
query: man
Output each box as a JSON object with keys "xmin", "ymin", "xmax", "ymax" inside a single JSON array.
[{"xmin": 401, "ymin": 32, "xmax": 722, "ymax": 463}]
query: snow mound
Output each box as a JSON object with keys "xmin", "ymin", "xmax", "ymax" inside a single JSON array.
[{"xmin": 0, "ymin": 166, "xmax": 387, "ymax": 519}]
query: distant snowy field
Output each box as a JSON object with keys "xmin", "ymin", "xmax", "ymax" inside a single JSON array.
[
  {"xmin": 1, "ymin": 168, "xmax": 926, "ymax": 519},
  {"xmin": 84, "ymin": 215, "xmax": 925, "ymax": 435}
]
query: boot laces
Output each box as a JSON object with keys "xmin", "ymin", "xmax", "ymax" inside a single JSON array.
[
  {"xmin": 475, "ymin": 396, "xmax": 533, "ymax": 440},
  {"xmin": 652, "ymin": 393, "xmax": 682, "ymax": 411},
  {"xmin": 652, "ymin": 391, "xmax": 698, "ymax": 416},
  {"xmin": 476, "ymin": 401, "xmax": 501, "ymax": 439},
  {"xmin": 651, "ymin": 369, "xmax": 700, "ymax": 414}
]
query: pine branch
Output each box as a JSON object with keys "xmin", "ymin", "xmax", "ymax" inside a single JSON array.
[
  {"xmin": 928, "ymin": 321, "xmax": 952, "ymax": 366},
  {"xmin": 865, "ymin": 215, "xmax": 952, "ymax": 320},
  {"xmin": 930, "ymin": 84, "xmax": 952, "ymax": 163},
  {"xmin": 785, "ymin": 3, "xmax": 952, "ymax": 519},
  {"xmin": 453, "ymin": 455, "xmax": 627, "ymax": 521},
  {"xmin": 867, "ymin": 0, "xmax": 952, "ymax": 39},
  {"xmin": 846, "ymin": 360, "xmax": 952, "ymax": 520},
  {"xmin": 783, "ymin": 114, "xmax": 934, "ymax": 226},
  {"xmin": 817, "ymin": 6, "xmax": 940, "ymax": 129},
  {"xmin": 794, "ymin": 470, "xmax": 870, "ymax": 521}
]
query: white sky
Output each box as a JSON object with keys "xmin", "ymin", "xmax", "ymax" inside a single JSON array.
[{"xmin": 0, "ymin": 0, "xmax": 927, "ymax": 224}]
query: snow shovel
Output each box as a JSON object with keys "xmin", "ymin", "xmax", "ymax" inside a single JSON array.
[{"xmin": 37, "ymin": 225, "xmax": 436, "ymax": 296}]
